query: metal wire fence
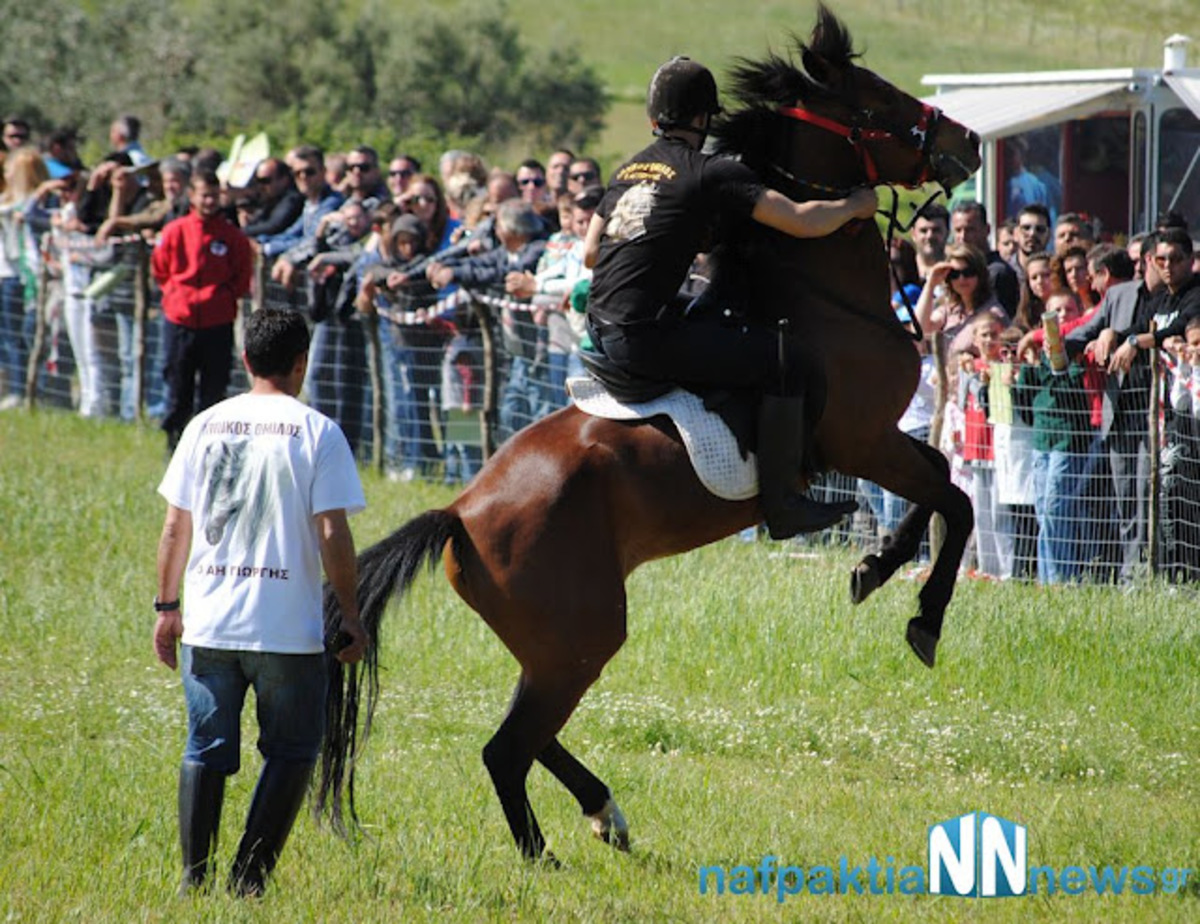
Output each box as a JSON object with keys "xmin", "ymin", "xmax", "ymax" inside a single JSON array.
[{"xmin": 14, "ymin": 239, "xmax": 1196, "ymax": 583}]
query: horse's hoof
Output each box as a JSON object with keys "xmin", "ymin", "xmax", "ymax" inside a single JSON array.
[
  {"xmin": 906, "ymin": 619, "xmax": 938, "ymax": 669},
  {"xmin": 850, "ymin": 555, "xmax": 882, "ymax": 605},
  {"xmin": 589, "ymin": 797, "xmax": 630, "ymax": 852},
  {"xmin": 538, "ymin": 850, "xmax": 563, "ymax": 870}
]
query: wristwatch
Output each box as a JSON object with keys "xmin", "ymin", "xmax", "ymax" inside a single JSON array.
[
  {"xmin": 1125, "ymin": 335, "xmax": 1140, "ymax": 351},
  {"xmin": 153, "ymin": 596, "xmax": 181, "ymax": 612}
]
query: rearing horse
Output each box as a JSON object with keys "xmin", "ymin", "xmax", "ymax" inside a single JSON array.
[{"xmin": 318, "ymin": 6, "xmax": 981, "ymax": 861}]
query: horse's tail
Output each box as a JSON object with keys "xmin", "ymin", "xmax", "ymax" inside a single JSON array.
[{"xmin": 315, "ymin": 508, "xmax": 461, "ymax": 834}]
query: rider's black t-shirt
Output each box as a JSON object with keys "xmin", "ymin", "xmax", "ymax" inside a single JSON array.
[{"xmin": 587, "ymin": 136, "xmax": 763, "ymax": 327}]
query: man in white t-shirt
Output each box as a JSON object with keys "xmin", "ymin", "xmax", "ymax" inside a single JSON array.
[{"xmin": 153, "ymin": 306, "xmax": 367, "ymax": 897}]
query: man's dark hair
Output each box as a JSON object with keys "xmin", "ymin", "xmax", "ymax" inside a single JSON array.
[
  {"xmin": 292, "ymin": 144, "xmax": 325, "ymax": 166},
  {"xmin": 1089, "ymin": 244, "xmax": 1135, "ymax": 281},
  {"xmin": 1018, "ymin": 203, "xmax": 1051, "ymax": 225},
  {"xmin": 518, "ymin": 158, "xmax": 546, "ymax": 174},
  {"xmin": 1156, "ymin": 209, "xmax": 1189, "ymax": 232},
  {"xmin": 1061, "ymin": 244, "xmax": 1089, "ymax": 265},
  {"xmin": 47, "ymin": 126, "xmax": 79, "ymax": 147},
  {"xmin": 114, "ymin": 114, "xmax": 141, "ymax": 141},
  {"xmin": 190, "ymin": 169, "xmax": 220, "ymax": 190},
  {"xmin": 244, "ymin": 308, "xmax": 310, "ymax": 378},
  {"xmin": 1055, "ymin": 211, "xmax": 1082, "ymax": 228},
  {"xmin": 351, "ymin": 145, "xmax": 379, "ymax": 168},
  {"xmin": 951, "ymin": 200, "xmax": 988, "ymax": 224},
  {"xmin": 396, "ymin": 153, "xmax": 422, "ymax": 172},
  {"xmin": 3, "ymin": 115, "xmax": 31, "ymax": 132},
  {"xmin": 916, "ymin": 202, "xmax": 949, "ymax": 227},
  {"xmin": 1159, "ymin": 227, "xmax": 1194, "ymax": 256},
  {"xmin": 192, "ymin": 148, "xmax": 223, "ymax": 173}
]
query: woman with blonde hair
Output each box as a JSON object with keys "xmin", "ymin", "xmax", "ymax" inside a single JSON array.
[
  {"xmin": 0, "ymin": 146, "xmax": 50, "ymax": 406},
  {"xmin": 914, "ymin": 241, "xmax": 1007, "ymax": 356}
]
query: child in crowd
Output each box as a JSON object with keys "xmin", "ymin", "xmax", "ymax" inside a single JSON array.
[{"xmin": 960, "ymin": 314, "xmax": 1015, "ymax": 578}]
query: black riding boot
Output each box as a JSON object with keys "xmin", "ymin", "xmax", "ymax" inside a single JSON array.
[
  {"xmin": 178, "ymin": 760, "xmax": 226, "ymax": 896},
  {"xmin": 757, "ymin": 393, "xmax": 857, "ymax": 539},
  {"xmin": 228, "ymin": 759, "xmax": 315, "ymax": 898}
]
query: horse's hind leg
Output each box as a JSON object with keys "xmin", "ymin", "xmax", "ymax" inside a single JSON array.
[
  {"xmin": 483, "ymin": 669, "xmax": 598, "ymax": 861},
  {"xmin": 538, "ymin": 739, "xmax": 629, "ymax": 851}
]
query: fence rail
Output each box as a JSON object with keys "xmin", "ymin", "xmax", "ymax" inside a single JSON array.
[{"xmin": 16, "ymin": 242, "xmax": 1198, "ymax": 584}]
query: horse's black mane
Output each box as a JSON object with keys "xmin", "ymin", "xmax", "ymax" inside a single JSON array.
[{"xmin": 711, "ymin": 4, "xmax": 860, "ymax": 171}]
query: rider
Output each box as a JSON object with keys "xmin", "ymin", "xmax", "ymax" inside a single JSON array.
[{"xmin": 584, "ymin": 56, "xmax": 879, "ymax": 539}]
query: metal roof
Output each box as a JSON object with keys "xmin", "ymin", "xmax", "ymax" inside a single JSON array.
[
  {"xmin": 1165, "ymin": 73, "xmax": 1200, "ymax": 119},
  {"xmin": 920, "ymin": 80, "xmax": 1135, "ymax": 140}
]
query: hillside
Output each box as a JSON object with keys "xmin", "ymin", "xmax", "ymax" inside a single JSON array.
[{"xmin": 497, "ymin": 0, "xmax": 1200, "ymax": 160}]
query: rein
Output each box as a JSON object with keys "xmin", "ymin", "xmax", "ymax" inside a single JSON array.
[{"xmin": 769, "ymin": 102, "xmax": 946, "ymax": 343}]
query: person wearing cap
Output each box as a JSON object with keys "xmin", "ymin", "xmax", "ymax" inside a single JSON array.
[{"xmin": 583, "ymin": 56, "xmax": 878, "ymax": 540}]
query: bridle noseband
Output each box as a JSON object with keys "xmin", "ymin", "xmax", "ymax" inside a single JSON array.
[{"xmin": 776, "ymin": 101, "xmax": 942, "ymax": 189}]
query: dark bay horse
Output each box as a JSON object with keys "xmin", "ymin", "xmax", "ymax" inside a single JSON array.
[{"xmin": 318, "ymin": 6, "xmax": 981, "ymax": 860}]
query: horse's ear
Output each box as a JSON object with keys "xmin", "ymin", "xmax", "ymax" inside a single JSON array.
[{"xmin": 802, "ymin": 47, "xmax": 834, "ymax": 87}]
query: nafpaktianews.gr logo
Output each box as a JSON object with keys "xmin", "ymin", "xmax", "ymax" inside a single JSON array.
[{"xmin": 698, "ymin": 810, "xmax": 1192, "ymax": 903}]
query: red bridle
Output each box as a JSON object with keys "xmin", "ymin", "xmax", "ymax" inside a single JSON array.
[{"xmin": 778, "ymin": 102, "xmax": 940, "ymax": 187}]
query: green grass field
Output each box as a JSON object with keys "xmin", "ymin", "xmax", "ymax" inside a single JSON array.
[{"xmin": 1, "ymin": 409, "xmax": 1197, "ymax": 921}]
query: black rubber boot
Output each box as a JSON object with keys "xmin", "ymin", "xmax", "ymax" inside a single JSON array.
[
  {"xmin": 757, "ymin": 393, "xmax": 857, "ymax": 539},
  {"xmin": 228, "ymin": 759, "xmax": 315, "ymax": 898},
  {"xmin": 178, "ymin": 760, "xmax": 226, "ymax": 896}
]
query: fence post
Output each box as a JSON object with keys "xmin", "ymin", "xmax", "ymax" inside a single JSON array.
[
  {"xmin": 1148, "ymin": 323, "xmax": 1161, "ymax": 577},
  {"xmin": 132, "ymin": 242, "xmax": 149, "ymax": 424},
  {"xmin": 24, "ymin": 253, "xmax": 52, "ymax": 411},
  {"xmin": 363, "ymin": 311, "xmax": 385, "ymax": 474},
  {"xmin": 470, "ymin": 294, "xmax": 497, "ymax": 460},
  {"xmin": 251, "ymin": 251, "xmax": 266, "ymax": 313},
  {"xmin": 927, "ymin": 330, "xmax": 948, "ymax": 557}
]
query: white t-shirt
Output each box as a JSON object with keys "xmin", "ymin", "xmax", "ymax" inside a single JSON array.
[{"xmin": 158, "ymin": 392, "xmax": 366, "ymax": 654}]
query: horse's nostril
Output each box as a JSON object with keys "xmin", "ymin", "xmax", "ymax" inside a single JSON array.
[{"xmin": 968, "ymin": 129, "xmax": 980, "ymax": 148}]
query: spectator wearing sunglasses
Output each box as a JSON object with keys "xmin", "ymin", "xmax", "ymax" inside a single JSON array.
[
  {"xmin": 1008, "ymin": 203, "xmax": 1052, "ymax": 290},
  {"xmin": 386, "ymin": 154, "xmax": 421, "ymax": 203},
  {"xmin": 262, "ymin": 146, "xmax": 344, "ymax": 275},
  {"xmin": 240, "ymin": 157, "xmax": 303, "ymax": 240},
  {"xmin": 1, "ymin": 116, "xmax": 31, "ymax": 152},
  {"xmin": 915, "ymin": 242, "xmax": 1007, "ymax": 356},
  {"xmin": 566, "ymin": 157, "xmax": 603, "ymax": 194},
  {"xmin": 342, "ymin": 145, "xmax": 388, "ymax": 209},
  {"xmin": 516, "ymin": 158, "xmax": 559, "ymax": 234}
]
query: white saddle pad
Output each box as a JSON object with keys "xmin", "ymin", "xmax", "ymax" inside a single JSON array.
[{"xmin": 567, "ymin": 376, "xmax": 758, "ymax": 501}]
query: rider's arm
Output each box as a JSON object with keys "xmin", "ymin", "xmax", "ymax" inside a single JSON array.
[
  {"xmin": 583, "ymin": 212, "xmax": 604, "ymax": 269},
  {"xmin": 751, "ymin": 187, "xmax": 878, "ymax": 239}
]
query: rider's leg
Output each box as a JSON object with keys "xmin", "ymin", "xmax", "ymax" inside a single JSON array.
[{"xmin": 594, "ymin": 315, "xmax": 856, "ymax": 537}]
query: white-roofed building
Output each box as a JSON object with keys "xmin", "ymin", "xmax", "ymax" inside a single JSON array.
[{"xmin": 923, "ymin": 35, "xmax": 1200, "ymax": 237}]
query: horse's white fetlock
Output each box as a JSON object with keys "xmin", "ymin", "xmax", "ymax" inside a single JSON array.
[{"xmin": 588, "ymin": 797, "xmax": 630, "ymax": 851}]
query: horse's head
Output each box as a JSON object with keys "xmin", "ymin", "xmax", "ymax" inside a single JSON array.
[{"xmin": 713, "ymin": 4, "xmax": 980, "ymax": 198}]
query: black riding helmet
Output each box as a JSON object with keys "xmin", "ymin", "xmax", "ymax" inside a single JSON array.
[{"xmin": 646, "ymin": 56, "xmax": 722, "ymax": 129}]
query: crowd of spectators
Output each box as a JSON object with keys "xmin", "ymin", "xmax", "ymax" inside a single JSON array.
[
  {"xmin": 867, "ymin": 199, "xmax": 1200, "ymax": 584},
  {"xmin": 0, "ymin": 113, "xmax": 604, "ymax": 484},
  {"xmin": 3, "ymin": 111, "xmax": 1200, "ymax": 582}
]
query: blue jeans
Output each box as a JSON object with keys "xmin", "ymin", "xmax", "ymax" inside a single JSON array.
[
  {"xmin": 499, "ymin": 355, "xmax": 552, "ymax": 441},
  {"xmin": 380, "ymin": 323, "xmax": 418, "ymax": 471},
  {"xmin": 1033, "ymin": 449, "xmax": 1082, "ymax": 583},
  {"xmin": 180, "ymin": 645, "xmax": 327, "ymax": 774},
  {"xmin": 0, "ymin": 276, "xmax": 27, "ymax": 397}
]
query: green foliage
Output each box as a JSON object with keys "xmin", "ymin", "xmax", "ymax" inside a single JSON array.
[
  {"xmin": 0, "ymin": 0, "xmax": 607, "ymax": 160},
  {"xmin": 0, "ymin": 409, "xmax": 1197, "ymax": 921}
]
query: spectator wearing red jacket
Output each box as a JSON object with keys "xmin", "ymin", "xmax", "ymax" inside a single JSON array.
[{"xmin": 152, "ymin": 170, "xmax": 252, "ymax": 450}]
